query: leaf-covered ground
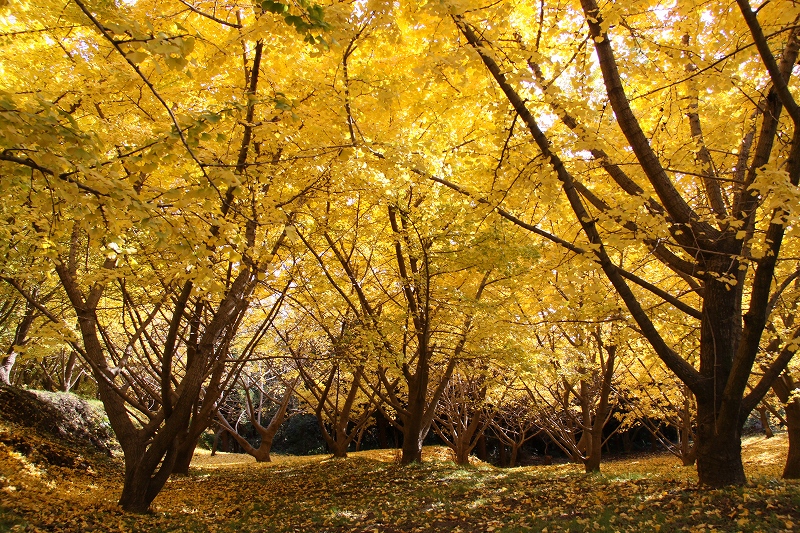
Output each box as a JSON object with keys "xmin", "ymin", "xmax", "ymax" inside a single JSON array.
[{"xmin": 1, "ymin": 425, "xmax": 798, "ymax": 532}]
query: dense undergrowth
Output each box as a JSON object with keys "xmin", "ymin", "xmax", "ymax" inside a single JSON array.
[{"xmin": 0, "ymin": 421, "xmax": 798, "ymax": 533}]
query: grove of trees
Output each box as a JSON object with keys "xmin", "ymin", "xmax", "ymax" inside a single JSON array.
[{"xmin": 2, "ymin": 0, "xmax": 800, "ymax": 513}]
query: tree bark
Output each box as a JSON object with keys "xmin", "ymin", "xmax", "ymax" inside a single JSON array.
[
  {"xmin": 784, "ymin": 399, "xmax": 800, "ymax": 479},
  {"xmin": 695, "ymin": 399, "xmax": 746, "ymax": 486},
  {"xmin": 0, "ymin": 295, "xmax": 36, "ymax": 386},
  {"xmin": 680, "ymin": 390, "xmax": 697, "ymax": 466},
  {"xmin": 772, "ymin": 373, "xmax": 800, "ymax": 479},
  {"xmin": 476, "ymin": 434, "xmax": 487, "ymax": 461},
  {"xmin": 118, "ymin": 439, "xmax": 179, "ymax": 514},
  {"xmin": 758, "ymin": 404, "xmax": 774, "ymax": 438},
  {"xmin": 0, "ymin": 352, "xmax": 17, "ymax": 386},
  {"xmin": 400, "ymin": 380, "xmax": 426, "ymax": 464},
  {"xmin": 693, "ymin": 269, "xmax": 747, "ymax": 487},
  {"xmin": 172, "ymin": 433, "xmax": 202, "ymax": 474},
  {"xmin": 509, "ymin": 444, "xmax": 519, "ymax": 468}
]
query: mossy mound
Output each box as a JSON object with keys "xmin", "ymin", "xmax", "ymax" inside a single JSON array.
[{"xmin": 0, "ymin": 385, "xmax": 116, "ymax": 457}]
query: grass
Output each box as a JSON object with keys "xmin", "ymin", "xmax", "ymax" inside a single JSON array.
[{"xmin": 0, "ymin": 426, "xmax": 798, "ymax": 532}]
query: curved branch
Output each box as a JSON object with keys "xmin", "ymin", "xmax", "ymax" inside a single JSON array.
[
  {"xmin": 0, "ymin": 151, "xmax": 107, "ymax": 197},
  {"xmin": 578, "ymin": 0, "xmax": 716, "ymax": 245},
  {"xmin": 72, "ymin": 0, "xmax": 213, "ymax": 187},
  {"xmin": 176, "ymin": 0, "xmax": 242, "ymax": 28},
  {"xmin": 735, "ymin": 2, "xmax": 800, "ymax": 125},
  {"xmin": 454, "ymin": 15, "xmax": 704, "ymax": 393}
]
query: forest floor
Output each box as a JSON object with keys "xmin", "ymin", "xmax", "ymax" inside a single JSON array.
[{"xmin": 0, "ymin": 423, "xmax": 798, "ymax": 533}]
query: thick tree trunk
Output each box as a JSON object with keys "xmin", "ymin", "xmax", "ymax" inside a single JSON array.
[
  {"xmin": 173, "ymin": 401, "xmax": 221, "ymax": 475},
  {"xmin": 695, "ymin": 399, "xmax": 746, "ymax": 486},
  {"xmin": 584, "ymin": 431, "xmax": 603, "ymax": 473},
  {"xmin": 453, "ymin": 424, "xmax": 484, "ymax": 466},
  {"xmin": 376, "ymin": 411, "xmax": 390, "ymax": 448},
  {"xmin": 211, "ymin": 428, "xmax": 222, "ymax": 456},
  {"xmin": 172, "ymin": 432, "xmax": 202, "ymax": 475},
  {"xmin": 454, "ymin": 444, "xmax": 470, "ymax": 465},
  {"xmin": 400, "ymin": 412, "xmax": 424, "ymax": 464},
  {"xmin": 319, "ymin": 423, "xmax": 348, "ymax": 458},
  {"xmin": 692, "ymin": 267, "xmax": 746, "ymax": 487},
  {"xmin": 173, "ymin": 447, "xmax": 193, "ymax": 475},
  {"xmin": 680, "ymin": 452, "xmax": 697, "ymax": 467},
  {"xmin": 118, "ymin": 440, "xmax": 179, "ymax": 513},
  {"xmin": 509, "ymin": 444, "xmax": 520, "ymax": 468},
  {"xmin": 400, "ymin": 376, "xmax": 428, "ymax": 464},
  {"xmin": 584, "ymin": 344, "xmax": 616, "ymax": 474},
  {"xmin": 316, "ymin": 414, "xmax": 360, "ymax": 458},
  {"xmin": 330, "ymin": 444, "xmax": 348, "ymax": 458},
  {"xmin": 0, "ymin": 352, "xmax": 16, "ymax": 386},
  {"xmin": 476, "ymin": 434, "xmax": 487, "ymax": 461},
  {"xmin": 772, "ymin": 373, "xmax": 800, "ymax": 479},
  {"xmin": 253, "ymin": 437, "xmax": 274, "ymax": 462},
  {"xmin": 784, "ymin": 399, "xmax": 800, "ymax": 479}
]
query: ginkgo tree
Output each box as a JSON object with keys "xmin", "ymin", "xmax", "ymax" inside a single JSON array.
[
  {"xmin": 276, "ymin": 296, "xmax": 381, "ymax": 459},
  {"xmin": 518, "ymin": 269, "xmax": 626, "ymax": 473},
  {"xmin": 0, "ymin": 0, "xmax": 328, "ymax": 512},
  {"xmin": 425, "ymin": 0, "xmax": 800, "ymax": 486}
]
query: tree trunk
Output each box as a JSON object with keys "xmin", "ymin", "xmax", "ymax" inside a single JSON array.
[
  {"xmin": 476, "ymin": 434, "xmax": 487, "ymax": 461},
  {"xmin": 622, "ymin": 429, "xmax": 633, "ymax": 454},
  {"xmin": 583, "ymin": 344, "xmax": 616, "ymax": 474},
  {"xmin": 355, "ymin": 423, "xmax": 368, "ymax": 452},
  {"xmin": 772, "ymin": 373, "xmax": 800, "ymax": 479},
  {"xmin": 61, "ymin": 351, "xmax": 79, "ymax": 393},
  {"xmin": 680, "ymin": 422, "xmax": 697, "ymax": 467},
  {"xmin": 320, "ymin": 423, "xmax": 348, "ymax": 458},
  {"xmin": 680, "ymin": 389, "xmax": 697, "ymax": 466},
  {"xmin": 694, "ymin": 399, "xmax": 746, "ymax": 486},
  {"xmin": 172, "ymin": 414, "xmax": 212, "ymax": 474},
  {"xmin": 400, "ymin": 412, "xmax": 424, "ymax": 464},
  {"xmin": 758, "ymin": 404, "xmax": 773, "ymax": 438},
  {"xmin": 0, "ymin": 297, "xmax": 36, "ymax": 386},
  {"xmin": 118, "ymin": 440, "xmax": 179, "ymax": 513},
  {"xmin": 784, "ymin": 398, "xmax": 800, "ymax": 479},
  {"xmin": 331, "ymin": 444, "xmax": 348, "ymax": 458},
  {"xmin": 253, "ymin": 436, "xmax": 274, "ymax": 462},
  {"xmin": 172, "ymin": 433, "xmax": 201, "ymax": 475},
  {"xmin": 0, "ymin": 352, "xmax": 17, "ymax": 386},
  {"xmin": 509, "ymin": 444, "xmax": 520, "ymax": 467},
  {"xmin": 376, "ymin": 411, "xmax": 389, "ymax": 448},
  {"xmin": 692, "ymin": 267, "xmax": 747, "ymax": 487},
  {"xmin": 400, "ymin": 376, "xmax": 427, "ymax": 464},
  {"xmin": 584, "ymin": 431, "xmax": 603, "ymax": 473},
  {"xmin": 211, "ymin": 427, "xmax": 222, "ymax": 456},
  {"xmin": 680, "ymin": 450, "xmax": 697, "ymax": 467},
  {"xmin": 455, "ymin": 444, "xmax": 470, "ymax": 465}
]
